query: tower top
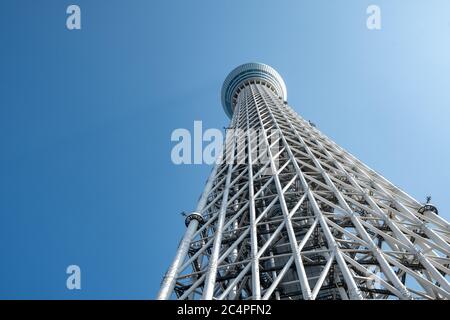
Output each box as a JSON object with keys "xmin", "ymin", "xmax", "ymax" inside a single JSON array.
[{"xmin": 221, "ymin": 63, "xmax": 287, "ymax": 118}]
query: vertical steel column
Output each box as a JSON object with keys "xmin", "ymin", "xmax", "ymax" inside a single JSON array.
[
  {"xmin": 245, "ymin": 89, "xmax": 261, "ymax": 299},
  {"xmin": 157, "ymin": 163, "xmax": 219, "ymax": 300},
  {"xmin": 202, "ymin": 105, "xmax": 239, "ymax": 299}
]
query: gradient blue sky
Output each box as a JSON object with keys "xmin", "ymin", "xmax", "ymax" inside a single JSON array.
[{"xmin": 0, "ymin": 0, "xmax": 449, "ymax": 299}]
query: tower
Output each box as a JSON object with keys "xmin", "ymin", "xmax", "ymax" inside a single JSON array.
[{"xmin": 158, "ymin": 63, "xmax": 450, "ymax": 300}]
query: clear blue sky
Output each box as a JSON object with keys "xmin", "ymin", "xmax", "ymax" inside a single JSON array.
[{"xmin": 0, "ymin": 0, "xmax": 449, "ymax": 299}]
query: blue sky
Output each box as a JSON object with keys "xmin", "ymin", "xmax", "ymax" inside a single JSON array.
[{"xmin": 0, "ymin": 0, "xmax": 449, "ymax": 299}]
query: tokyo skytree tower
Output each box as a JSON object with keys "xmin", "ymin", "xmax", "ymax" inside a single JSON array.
[{"xmin": 158, "ymin": 63, "xmax": 450, "ymax": 300}]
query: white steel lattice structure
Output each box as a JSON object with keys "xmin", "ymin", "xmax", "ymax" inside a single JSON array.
[{"xmin": 158, "ymin": 63, "xmax": 450, "ymax": 300}]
